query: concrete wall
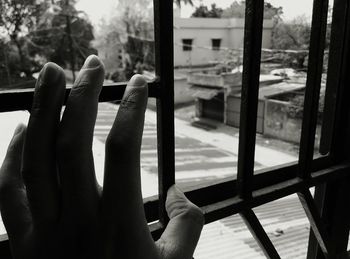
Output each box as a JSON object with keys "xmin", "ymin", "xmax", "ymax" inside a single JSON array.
[
  {"xmin": 174, "ymin": 17, "xmax": 273, "ymax": 66},
  {"xmin": 264, "ymin": 99, "xmax": 321, "ymax": 147},
  {"xmin": 173, "ymin": 76, "xmax": 195, "ymax": 104},
  {"xmin": 226, "ymin": 95, "xmax": 265, "ymax": 134}
]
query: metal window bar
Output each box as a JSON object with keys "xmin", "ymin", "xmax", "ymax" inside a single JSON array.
[
  {"xmin": 298, "ymin": 0, "xmax": 329, "ymax": 180},
  {"xmin": 153, "ymin": 0, "xmax": 175, "ymax": 227},
  {"xmin": 240, "ymin": 209, "xmax": 280, "ymax": 259},
  {"xmin": 320, "ymin": 0, "xmax": 350, "ymax": 161},
  {"xmin": 319, "ymin": 0, "xmax": 350, "ymax": 156},
  {"xmin": 0, "ymin": 0, "xmax": 350, "ymax": 258},
  {"xmin": 237, "ymin": 0, "xmax": 264, "ymax": 200}
]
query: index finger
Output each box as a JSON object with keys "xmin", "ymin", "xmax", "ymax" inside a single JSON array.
[{"xmin": 22, "ymin": 63, "xmax": 65, "ymax": 227}]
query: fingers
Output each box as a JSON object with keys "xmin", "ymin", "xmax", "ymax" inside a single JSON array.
[
  {"xmin": 22, "ymin": 63, "xmax": 65, "ymax": 227},
  {"xmin": 57, "ymin": 55, "xmax": 104, "ymax": 220},
  {"xmin": 0, "ymin": 125, "xmax": 32, "ymax": 240},
  {"xmin": 156, "ymin": 185, "xmax": 204, "ymax": 259},
  {"xmin": 102, "ymin": 75, "xmax": 156, "ymax": 256}
]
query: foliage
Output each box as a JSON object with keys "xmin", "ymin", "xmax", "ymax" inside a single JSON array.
[
  {"xmin": 221, "ymin": 1, "xmax": 283, "ymax": 20},
  {"xmin": 283, "ymin": 89, "xmax": 325, "ymax": 123},
  {"xmin": 272, "ymin": 15, "xmax": 311, "ymax": 50},
  {"xmin": 0, "ymin": 0, "xmax": 96, "ymax": 82},
  {"xmin": 95, "ymin": 0, "xmax": 154, "ymax": 81},
  {"xmin": 29, "ymin": 0, "xmax": 96, "ymax": 69},
  {"xmin": 0, "ymin": 0, "xmax": 38, "ymax": 76},
  {"xmin": 191, "ymin": 4, "xmax": 223, "ymax": 18}
]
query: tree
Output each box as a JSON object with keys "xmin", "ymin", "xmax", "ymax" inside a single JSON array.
[
  {"xmin": 94, "ymin": 0, "xmax": 194, "ymax": 81},
  {"xmin": 221, "ymin": 1, "xmax": 245, "ymax": 18},
  {"xmin": 0, "ymin": 0, "xmax": 38, "ymax": 77},
  {"xmin": 272, "ymin": 15, "xmax": 311, "ymax": 50},
  {"xmin": 28, "ymin": 0, "xmax": 96, "ymax": 80},
  {"xmin": 221, "ymin": 1, "xmax": 283, "ymax": 20},
  {"xmin": 191, "ymin": 4, "xmax": 223, "ymax": 18},
  {"xmin": 270, "ymin": 15, "xmax": 311, "ymax": 68},
  {"xmin": 0, "ymin": 0, "xmax": 96, "ymax": 82}
]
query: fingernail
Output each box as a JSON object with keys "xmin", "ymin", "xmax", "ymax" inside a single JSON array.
[
  {"xmin": 83, "ymin": 55, "xmax": 101, "ymax": 69},
  {"xmin": 40, "ymin": 62, "xmax": 64, "ymax": 86},
  {"xmin": 129, "ymin": 74, "xmax": 147, "ymax": 87},
  {"xmin": 33, "ymin": 63, "xmax": 65, "ymax": 112},
  {"xmin": 121, "ymin": 75, "xmax": 148, "ymax": 109}
]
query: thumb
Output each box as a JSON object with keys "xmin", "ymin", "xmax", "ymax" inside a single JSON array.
[{"xmin": 156, "ymin": 185, "xmax": 204, "ymax": 259}]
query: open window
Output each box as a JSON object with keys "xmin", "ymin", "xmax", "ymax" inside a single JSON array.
[{"xmin": 1, "ymin": 0, "xmax": 350, "ymax": 258}]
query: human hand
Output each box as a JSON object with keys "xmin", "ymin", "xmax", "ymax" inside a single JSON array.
[{"xmin": 0, "ymin": 55, "xmax": 204, "ymax": 259}]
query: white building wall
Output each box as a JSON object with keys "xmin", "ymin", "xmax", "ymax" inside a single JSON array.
[{"xmin": 174, "ymin": 17, "xmax": 273, "ymax": 67}]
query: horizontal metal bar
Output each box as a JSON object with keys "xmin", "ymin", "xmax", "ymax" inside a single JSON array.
[
  {"xmin": 240, "ymin": 209, "xmax": 280, "ymax": 259},
  {"xmin": 0, "ymin": 81, "xmax": 160, "ymax": 112},
  {"xmin": 140, "ymin": 158, "xmax": 346, "ymax": 223},
  {"xmin": 0, "ymin": 161, "xmax": 348, "ymax": 245}
]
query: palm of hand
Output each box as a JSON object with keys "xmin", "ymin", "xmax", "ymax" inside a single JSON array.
[{"xmin": 0, "ymin": 56, "xmax": 203, "ymax": 259}]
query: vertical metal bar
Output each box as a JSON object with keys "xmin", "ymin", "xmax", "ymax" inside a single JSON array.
[
  {"xmin": 237, "ymin": 0, "xmax": 264, "ymax": 199},
  {"xmin": 298, "ymin": 0, "xmax": 329, "ymax": 179},
  {"xmin": 323, "ymin": 0, "xmax": 350, "ymax": 163},
  {"xmin": 306, "ymin": 185, "xmax": 326, "ymax": 259},
  {"xmin": 298, "ymin": 189, "xmax": 332, "ymax": 257},
  {"xmin": 240, "ymin": 210, "xmax": 281, "ymax": 259},
  {"xmin": 307, "ymin": 180, "xmax": 350, "ymax": 259},
  {"xmin": 319, "ymin": 0, "xmax": 350, "ymax": 156},
  {"xmin": 153, "ymin": 0, "xmax": 175, "ymax": 225}
]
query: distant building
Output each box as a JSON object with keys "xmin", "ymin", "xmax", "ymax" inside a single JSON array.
[{"xmin": 174, "ymin": 17, "xmax": 273, "ymax": 67}]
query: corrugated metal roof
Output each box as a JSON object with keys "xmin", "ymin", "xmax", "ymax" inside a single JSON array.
[{"xmin": 194, "ymin": 194, "xmax": 310, "ymax": 259}]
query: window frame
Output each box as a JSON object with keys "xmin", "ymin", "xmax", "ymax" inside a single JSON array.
[
  {"xmin": 211, "ymin": 38, "xmax": 221, "ymax": 51},
  {"xmin": 0, "ymin": 0, "xmax": 350, "ymax": 258},
  {"xmin": 182, "ymin": 38, "xmax": 193, "ymax": 51}
]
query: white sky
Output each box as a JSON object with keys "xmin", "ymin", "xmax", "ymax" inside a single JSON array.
[{"xmin": 76, "ymin": 0, "xmax": 319, "ymax": 26}]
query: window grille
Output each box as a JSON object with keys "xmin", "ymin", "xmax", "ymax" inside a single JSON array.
[{"xmin": 1, "ymin": 0, "xmax": 350, "ymax": 258}]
